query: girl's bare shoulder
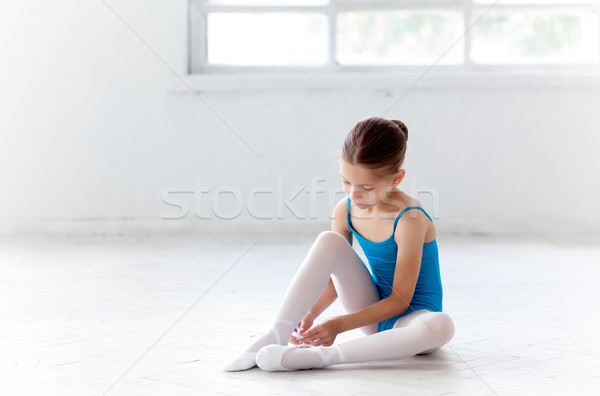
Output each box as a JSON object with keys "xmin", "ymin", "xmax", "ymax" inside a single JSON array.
[
  {"xmin": 387, "ymin": 190, "xmax": 423, "ymax": 213},
  {"xmin": 331, "ymin": 196, "xmax": 351, "ymax": 233},
  {"xmin": 393, "ymin": 191, "xmax": 437, "ymax": 242}
]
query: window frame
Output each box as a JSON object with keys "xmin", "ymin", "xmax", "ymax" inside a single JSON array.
[{"xmin": 189, "ymin": 0, "xmax": 600, "ymax": 74}]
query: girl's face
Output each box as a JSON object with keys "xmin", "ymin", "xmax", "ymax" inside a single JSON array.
[{"xmin": 339, "ymin": 159, "xmax": 405, "ymax": 210}]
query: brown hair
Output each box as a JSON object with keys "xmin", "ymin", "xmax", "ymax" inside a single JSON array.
[{"xmin": 341, "ymin": 116, "xmax": 409, "ymax": 178}]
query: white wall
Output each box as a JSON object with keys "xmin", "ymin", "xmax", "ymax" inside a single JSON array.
[{"xmin": 1, "ymin": 1, "xmax": 599, "ymax": 238}]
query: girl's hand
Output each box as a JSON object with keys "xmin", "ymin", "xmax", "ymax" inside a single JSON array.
[
  {"xmin": 297, "ymin": 318, "xmax": 341, "ymax": 347},
  {"xmin": 289, "ymin": 312, "xmax": 316, "ymax": 345}
]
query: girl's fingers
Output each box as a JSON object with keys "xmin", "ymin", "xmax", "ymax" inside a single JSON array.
[
  {"xmin": 300, "ymin": 335, "xmax": 315, "ymax": 344},
  {"xmin": 291, "ymin": 330, "xmax": 305, "ymax": 342},
  {"xmin": 301, "ymin": 327, "xmax": 318, "ymax": 337},
  {"xmin": 304, "ymin": 336, "xmax": 322, "ymax": 344}
]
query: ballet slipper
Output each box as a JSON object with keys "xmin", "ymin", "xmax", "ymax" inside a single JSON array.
[
  {"xmin": 256, "ymin": 344, "xmax": 346, "ymax": 372},
  {"xmin": 256, "ymin": 344, "xmax": 313, "ymax": 371},
  {"xmin": 222, "ymin": 318, "xmax": 298, "ymax": 372},
  {"xmin": 222, "ymin": 352, "xmax": 257, "ymax": 372}
]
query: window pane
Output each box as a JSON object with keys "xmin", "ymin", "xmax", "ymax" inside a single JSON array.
[
  {"xmin": 207, "ymin": 13, "xmax": 328, "ymax": 65},
  {"xmin": 337, "ymin": 0, "xmax": 457, "ymax": 3},
  {"xmin": 206, "ymin": 0, "xmax": 328, "ymax": 5},
  {"xmin": 471, "ymin": 10, "xmax": 600, "ymax": 64},
  {"xmin": 475, "ymin": 0, "xmax": 599, "ymax": 3},
  {"xmin": 336, "ymin": 11, "xmax": 464, "ymax": 65}
]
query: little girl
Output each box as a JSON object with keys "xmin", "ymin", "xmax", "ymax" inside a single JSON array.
[{"xmin": 223, "ymin": 116, "xmax": 455, "ymax": 371}]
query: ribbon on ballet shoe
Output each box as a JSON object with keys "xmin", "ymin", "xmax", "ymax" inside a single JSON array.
[{"xmin": 315, "ymin": 345, "xmax": 345, "ymax": 368}]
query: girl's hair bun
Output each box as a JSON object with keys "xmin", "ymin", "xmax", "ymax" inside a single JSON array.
[
  {"xmin": 390, "ymin": 119, "xmax": 408, "ymax": 140},
  {"xmin": 342, "ymin": 116, "xmax": 409, "ymax": 176}
]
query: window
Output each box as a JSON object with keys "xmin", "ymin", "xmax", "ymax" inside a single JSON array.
[{"xmin": 189, "ymin": 0, "xmax": 600, "ymax": 72}]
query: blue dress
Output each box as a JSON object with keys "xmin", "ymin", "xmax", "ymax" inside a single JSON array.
[{"xmin": 346, "ymin": 197, "xmax": 443, "ymax": 332}]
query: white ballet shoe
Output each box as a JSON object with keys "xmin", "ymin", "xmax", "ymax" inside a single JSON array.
[
  {"xmin": 256, "ymin": 344, "xmax": 312, "ymax": 371},
  {"xmin": 256, "ymin": 344, "xmax": 346, "ymax": 372},
  {"xmin": 222, "ymin": 318, "xmax": 298, "ymax": 372},
  {"xmin": 222, "ymin": 352, "xmax": 257, "ymax": 372}
]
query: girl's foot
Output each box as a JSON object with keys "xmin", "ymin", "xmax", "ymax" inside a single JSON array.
[{"xmin": 222, "ymin": 319, "xmax": 297, "ymax": 372}]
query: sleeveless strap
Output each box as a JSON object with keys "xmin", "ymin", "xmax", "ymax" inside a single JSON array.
[
  {"xmin": 347, "ymin": 197, "xmax": 432, "ymax": 231},
  {"xmin": 393, "ymin": 206, "xmax": 434, "ymax": 230},
  {"xmin": 346, "ymin": 196, "xmax": 352, "ymax": 229}
]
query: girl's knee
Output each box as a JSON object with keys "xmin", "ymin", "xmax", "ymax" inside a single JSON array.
[
  {"xmin": 420, "ymin": 312, "xmax": 455, "ymax": 346},
  {"xmin": 429, "ymin": 312, "xmax": 455, "ymax": 345},
  {"xmin": 315, "ymin": 231, "xmax": 350, "ymax": 250},
  {"xmin": 303, "ymin": 231, "xmax": 353, "ymax": 270}
]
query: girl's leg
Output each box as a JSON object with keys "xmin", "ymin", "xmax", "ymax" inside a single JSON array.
[
  {"xmin": 330, "ymin": 245, "xmax": 380, "ymax": 336},
  {"xmin": 257, "ymin": 310, "xmax": 455, "ymax": 371},
  {"xmin": 223, "ymin": 231, "xmax": 379, "ymax": 371}
]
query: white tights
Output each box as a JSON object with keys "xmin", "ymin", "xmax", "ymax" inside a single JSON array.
[{"xmin": 222, "ymin": 231, "xmax": 455, "ymax": 371}]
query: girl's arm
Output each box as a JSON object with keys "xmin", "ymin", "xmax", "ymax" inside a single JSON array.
[
  {"xmin": 306, "ymin": 277, "xmax": 337, "ymax": 319},
  {"xmin": 336, "ymin": 297, "xmax": 409, "ymax": 333},
  {"xmin": 291, "ymin": 277, "xmax": 337, "ymax": 344}
]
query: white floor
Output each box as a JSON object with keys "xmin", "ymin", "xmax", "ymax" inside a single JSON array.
[{"xmin": 1, "ymin": 233, "xmax": 600, "ymax": 396}]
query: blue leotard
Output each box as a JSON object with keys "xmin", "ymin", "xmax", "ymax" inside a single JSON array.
[{"xmin": 346, "ymin": 197, "xmax": 443, "ymax": 332}]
